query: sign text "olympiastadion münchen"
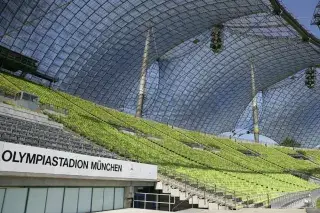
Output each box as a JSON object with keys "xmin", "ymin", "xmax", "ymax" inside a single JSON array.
[
  {"xmin": 1, "ymin": 149, "xmax": 122, "ymax": 172},
  {"xmin": 0, "ymin": 141, "xmax": 157, "ymax": 181}
]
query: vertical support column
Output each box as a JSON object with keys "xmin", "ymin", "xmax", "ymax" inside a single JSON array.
[
  {"xmin": 184, "ymin": 177, "xmax": 187, "ymax": 197},
  {"xmin": 156, "ymin": 194, "xmax": 158, "ymax": 210},
  {"xmin": 124, "ymin": 186, "xmax": 133, "ymax": 208},
  {"xmin": 136, "ymin": 29, "xmax": 151, "ymax": 118},
  {"xmin": 250, "ymin": 60, "xmax": 259, "ymax": 143}
]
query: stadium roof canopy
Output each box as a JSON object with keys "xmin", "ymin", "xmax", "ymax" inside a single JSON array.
[{"xmin": 1, "ymin": 0, "xmax": 320, "ymax": 148}]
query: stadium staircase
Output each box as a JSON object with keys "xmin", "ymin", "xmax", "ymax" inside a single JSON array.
[{"xmin": 156, "ymin": 173, "xmax": 241, "ymax": 210}]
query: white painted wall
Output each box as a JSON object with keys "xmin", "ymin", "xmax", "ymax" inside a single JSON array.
[{"xmin": 0, "ymin": 141, "xmax": 157, "ymax": 181}]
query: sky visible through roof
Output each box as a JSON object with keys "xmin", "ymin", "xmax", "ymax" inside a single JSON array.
[
  {"xmin": 282, "ymin": 0, "xmax": 320, "ymax": 38},
  {"xmin": 233, "ymin": 1, "xmax": 320, "ymax": 144}
]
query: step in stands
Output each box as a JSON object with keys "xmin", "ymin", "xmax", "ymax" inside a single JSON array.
[{"xmin": 156, "ymin": 174, "xmax": 242, "ymax": 210}]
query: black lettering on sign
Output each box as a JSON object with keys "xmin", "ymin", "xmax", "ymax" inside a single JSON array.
[
  {"xmin": 36, "ymin": 154, "xmax": 43, "ymax": 164},
  {"xmin": 76, "ymin": 160, "xmax": 82, "ymax": 169},
  {"xmin": 2, "ymin": 150, "xmax": 12, "ymax": 162},
  {"xmin": 44, "ymin": 156, "xmax": 52, "ymax": 166},
  {"xmin": 91, "ymin": 161, "xmax": 98, "ymax": 170},
  {"xmin": 19, "ymin": 152, "xmax": 26, "ymax": 163},
  {"xmin": 12, "ymin": 151, "xmax": 19, "ymax": 163},
  {"xmin": 26, "ymin": 153, "xmax": 36, "ymax": 164},
  {"xmin": 58, "ymin": 157, "xmax": 64, "ymax": 166},
  {"xmin": 62, "ymin": 158, "xmax": 68, "ymax": 167},
  {"xmin": 1, "ymin": 149, "xmax": 123, "ymax": 173},
  {"xmin": 82, "ymin": 160, "xmax": 89, "ymax": 169},
  {"xmin": 52, "ymin": 156, "xmax": 58, "ymax": 166},
  {"xmin": 69, "ymin": 158, "xmax": 74, "ymax": 168}
]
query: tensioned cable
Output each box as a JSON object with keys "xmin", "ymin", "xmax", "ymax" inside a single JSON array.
[
  {"xmin": 153, "ymin": 12, "xmax": 276, "ymax": 127},
  {"xmin": 137, "ymin": 11, "xmax": 285, "ymax": 139},
  {"xmin": 151, "ymin": 27, "xmax": 159, "ymax": 60},
  {"xmin": 0, "ymin": 1, "xmax": 73, "ymax": 38},
  {"xmin": 0, "ymin": 0, "xmax": 318, "ymax": 147}
]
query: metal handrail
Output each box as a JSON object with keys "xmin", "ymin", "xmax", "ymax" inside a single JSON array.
[
  {"xmin": 40, "ymin": 103, "xmax": 69, "ymax": 115},
  {"xmin": 157, "ymin": 172, "xmax": 237, "ymax": 209},
  {"xmin": 158, "ymin": 166, "xmax": 320, "ymax": 209},
  {"xmin": 270, "ymin": 188, "xmax": 320, "ymax": 208},
  {"xmin": 158, "ymin": 167, "xmax": 232, "ymax": 195},
  {"xmin": 171, "ymin": 193, "xmax": 194, "ymax": 211},
  {"xmin": 133, "ymin": 192, "xmax": 175, "ymax": 211}
]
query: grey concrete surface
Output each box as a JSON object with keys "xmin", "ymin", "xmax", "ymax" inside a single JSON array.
[
  {"xmin": 306, "ymin": 209, "xmax": 320, "ymax": 213},
  {"xmin": 0, "ymin": 102, "xmax": 63, "ymax": 129},
  {"xmin": 0, "ymin": 175, "xmax": 154, "ymax": 187},
  {"xmin": 98, "ymin": 208, "xmax": 307, "ymax": 213}
]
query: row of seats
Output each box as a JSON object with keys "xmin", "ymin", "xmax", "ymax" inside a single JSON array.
[
  {"xmin": 0, "ymin": 114, "xmax": 118, "ymax": 159},
  {"xmin": 1, "ymin": 73, "xmax": 319, "ymax": 206}
]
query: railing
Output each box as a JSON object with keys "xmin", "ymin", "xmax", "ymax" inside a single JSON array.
[
  {"xmin": 310, "ymin": 188, "xmax": 320, "ymax": 208},
  {"xmin": 158, "ymin": 166, "xmax": 320, "ymax": 209},
  {"xmin": 309, "ymin": 176, "xmax": 320, "ymax": 185},
  {"xmin": 217, "ymin": 135, "xmax": 281, "ymax": 146},
  {"xmin": 40, "ymin": 103, "xmax": 69, "ymax": 115},
  {"xmin": 133, "ymin": 192, "xmax": 175, "ymax": 211},
  {"xmin": 159, "ymin": 167, "xmax": 231, "ymax": 194},
  {"xmin": 0, "ymin": 88, "xmax": 68, "ymax": 115},
  {"xmin": 158, "ymin": 168, "xmax": 242, "ymax": 209},
  {"xmin": 160, "ymin": 162, "xmax": 275, "ymax": 205},
  {"xmin": 270, "ymin": 188, "xmax": 320, "ymax": 208},
  {"xmin": 171, "ymin": 193, "xmax": 194, "ymax": 211}
]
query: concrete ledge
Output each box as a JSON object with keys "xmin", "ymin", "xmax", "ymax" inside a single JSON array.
[
  {"xmin": 180, "ymin": 192, "xmax": 189, "ymax": 200},
  {"xmin": 189, "ymin": 195, "xmax": 199, "ymax": 204},
  {"xmin": 0, "ymin": 175, "xmax": 155, "ymax": 187},
  {"xmin": 198, "ymin": 199, "xmax": 209, "ymax": 208},
  {"xmin": 170, "ymin": 188, "xmax": 180, "ymax": 197},
  {"xmin": 155, "ymin": 181, "xmax": 163, "ymax": 190},
  {"xmin": 98, "ymin": 208, "xmax": 307, "ymax": 213},
  {"xmin": 43, "ymin": 109, "xmax": 67, "ymax": 117},
  {"xmin": 162, "ymin": 184, "xmax": 171, "ymax": 193},
  {"xmin": 0, "ymin": 102, "xmax": 63, "ymax": 129},
  {"xmin": 208, "ymin": 202, "xmax": 219, "ymax": 210}
]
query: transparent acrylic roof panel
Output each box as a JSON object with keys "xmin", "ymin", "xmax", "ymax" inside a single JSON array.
[
  {"xmin": 1, "ymin": 0, "xmax": 320, "ymax": 147},
  {"xmin": 0, "ymin": 0, "xmax": 269, "ymax": 102},
  {"xmin": 237, "ymin": 70, "xmax": 320, "ymax": 148},
  {"xmin": 263, "ymin": 71, "xmax": 320, "ymax": 148}
]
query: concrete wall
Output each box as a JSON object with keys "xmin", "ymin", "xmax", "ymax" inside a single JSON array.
[
  {"xmin": 0, "ymin": 175, "xmax": 154, "ymax": 187},
  {"xmin": 0, "ymin": 175, "xmax": 154, "ymax": 209},
  {"xmin": 0, "ymin": 102, "xmax": 63, "ymax": 129},
  {"xmin": 0, "ymin": 185, "xmax": 126, "ymax": 213}
]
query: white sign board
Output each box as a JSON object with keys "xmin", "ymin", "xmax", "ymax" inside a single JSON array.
[{"xmin": 0, "ymin": 141, "xmax": 157, "ymax": 181}]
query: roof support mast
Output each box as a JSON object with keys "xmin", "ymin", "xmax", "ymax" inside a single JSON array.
[
  {"xmin": 250, "ymin": 60, "xmax": 259, "ymax": 143},
  {"xmin": 136, "ymin": 29, "xmax": 151, "ymax": 118},
  {"xmin": 311, "ymin": 1, "xmax": 320, "ymax": 29}
]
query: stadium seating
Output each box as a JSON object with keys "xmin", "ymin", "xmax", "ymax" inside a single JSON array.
[
  {"xmin": 0, "ymin": 73, "xmax": 319, "ymax": 206},
  {"xmin": 0, "ymin": 114, "xmax": 118, "ymax": 159},
  {"xmin": 240, "ymin": 143, "xmax": 320, "ymax": 177},
  {"xmin": 303, "ymin": 149, "xmax": 320, "ymax": 165}
]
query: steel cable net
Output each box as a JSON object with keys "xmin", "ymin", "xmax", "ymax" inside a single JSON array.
[
  {"xmin": 1, "ymin": 0, "xmax": 320, "ymax": 147},
  {"xmin": 254, "ymin": 70, "xmax": 320, "ymax": 149}
]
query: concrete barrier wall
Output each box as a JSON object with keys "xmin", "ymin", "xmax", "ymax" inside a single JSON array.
[{"xmin": 0, "ymin": 102, "xmax": 63, "ymax": 129}]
